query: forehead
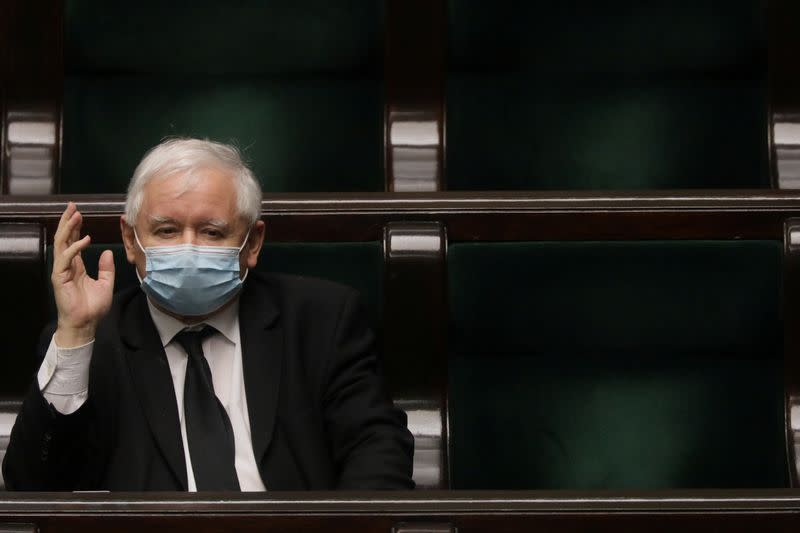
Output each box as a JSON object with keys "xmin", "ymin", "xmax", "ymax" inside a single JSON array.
[{"xmin": 139, "ymin": 167, "xmax": 238, "ymax": 223}]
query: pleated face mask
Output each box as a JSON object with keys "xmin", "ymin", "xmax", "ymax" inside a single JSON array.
[{"xmin": 134, "ymin": 229, "xmax": 250, "ymax": 316}]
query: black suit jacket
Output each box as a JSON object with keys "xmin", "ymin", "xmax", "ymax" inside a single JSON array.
[{"xmin": 3, "ymin": 272, "xmax": 414, "ymax": 491}]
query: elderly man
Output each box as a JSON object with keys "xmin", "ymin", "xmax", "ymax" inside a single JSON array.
[{"xmin": 3, "ymin": 138, "xmax": 414, "ymax": 491}]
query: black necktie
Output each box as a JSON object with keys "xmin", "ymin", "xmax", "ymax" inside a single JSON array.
[{"xmin": 174, "ymin": 326, "xmax": 240, "ymax": 491}]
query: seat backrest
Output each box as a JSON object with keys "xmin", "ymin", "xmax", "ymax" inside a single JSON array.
[
  {"xmin": 448, "ymin": 240, "xmax": 788, "ymax": 489},
  {"xmin": 446, "ymin": 0, "xmax": 768, "ymax": 190},
  {"xmin": 61, "ymin": 0, "xmax": 385, "ymax": 194}
]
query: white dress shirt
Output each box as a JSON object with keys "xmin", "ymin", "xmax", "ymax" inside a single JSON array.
[{"xmin": 37, "ymin": 297, "xmax": 267, "ymax": 491}]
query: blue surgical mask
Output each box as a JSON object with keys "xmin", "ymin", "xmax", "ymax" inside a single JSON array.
[{"xmin": 134, "ymin": 229, "xmax": 250, "ymax": 316}]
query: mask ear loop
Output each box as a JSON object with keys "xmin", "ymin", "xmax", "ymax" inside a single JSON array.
[
  {"xmin": 133, "ymin": 227, "xmax": 146, "ymax": 254},
  {"xmin": 239, "ymin": 228, "xmax": 252, "ymax": 282},
  {"xmin": 132, "ymin": 227, "xmax": 146, "ymax": 284}
]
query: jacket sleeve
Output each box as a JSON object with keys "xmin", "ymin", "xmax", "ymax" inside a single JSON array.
[
  {"xmin": 2, "ymin": 324, "xmax": 96, "ymax": 490},
  {"xmin": 321, "ymin": 290, "xmax": 415, "ymax": 490}
]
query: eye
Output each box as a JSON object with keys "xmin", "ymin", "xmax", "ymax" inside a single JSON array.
[
  {"xmin": 202, "ymin": 228, "xmax": 224, "ymax": 238},
  {"xmin": 155, "ymin": 227, "xmax": 177, "ymax": 236}
]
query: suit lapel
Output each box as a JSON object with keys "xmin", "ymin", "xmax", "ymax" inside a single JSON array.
[
  {"xmin": 120, "ymin": 291, "xmax": 188, "ymax": 490},
  {"xmin": 239, "ymin": 276, "xmax": 283, "ymax": 472}
]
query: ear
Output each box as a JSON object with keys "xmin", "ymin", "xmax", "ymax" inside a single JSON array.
[
  {"xmin": 245, "ymin": 220, "xmax": 265, "ymax": 269},
  {"xmin": 120, "ymin": 215, "xmax": 138, "ymax": 264}
]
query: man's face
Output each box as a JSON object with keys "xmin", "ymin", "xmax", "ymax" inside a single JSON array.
[{"xmin": 120, "ymin": 167, "xmax": 265, "ymax": 281}]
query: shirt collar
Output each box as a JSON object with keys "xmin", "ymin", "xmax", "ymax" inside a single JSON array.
[{"xmin": 146, "ymin": 296, "xmax": 240, "ymax": 348}]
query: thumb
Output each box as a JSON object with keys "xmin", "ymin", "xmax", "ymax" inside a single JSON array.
[{"xmin": 97, "ymin": 249, "xmax": 115, "ymax": 288}]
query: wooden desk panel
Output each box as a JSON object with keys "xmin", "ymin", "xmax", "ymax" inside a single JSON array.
[{"xmin": 0, "ymin": 491, "xmax": 799, "ymax": 532}]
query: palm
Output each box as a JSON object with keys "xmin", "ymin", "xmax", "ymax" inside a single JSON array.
[{"xmin": 54, "ymin": 253, "xmax": 113, "ymax": 328}]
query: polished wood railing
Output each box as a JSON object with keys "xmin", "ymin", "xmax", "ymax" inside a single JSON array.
[
  {"xmin": 4, "ymin": 190, "xmax": 800, "ymax": 241},
  {"xmin": 1, "ymin": 491, "xmax": 800, "ymax": 532}
]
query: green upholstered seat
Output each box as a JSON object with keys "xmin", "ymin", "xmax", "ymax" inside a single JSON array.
[
  {"xmin": 45, "ymin": 241, "xmax": 384, "ymax": 328},
  {"xmin": 448, "ymin": 241, "xmax": 787, "ymax": 489},
  {"xmin": 446, "ymin": 0, "xmax": 768, "ymax": 190},
  {"xmin": 64, "ymin": 1, "xmax": 383, "ymax": 76},
  {"xmin": 61, "ymin": 78, "xmax": 383, "ymax": 193},
  {"xmin": 61, "ymin": 1, "xmax": 384, "ymax": 193}
]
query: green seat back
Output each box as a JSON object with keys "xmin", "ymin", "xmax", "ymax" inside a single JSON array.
[
  {"xmin": 62, "ymin": 1, "xmax": 384, "ymax": 193},
  {"xmin": 448, "ymin": 241, "xmax": 786, "ymax": 489},
  {"xmin": 447, "ymin": 0, "xmax": 768, "ymax": 189}
]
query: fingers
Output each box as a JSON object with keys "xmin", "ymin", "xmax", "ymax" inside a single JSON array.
[
  {"xmin": 97, "ymin": 249, "xmax": 116, "ymax": 288},
  {"xmin": 70, "ymin": 212, "xmax": 81, "ymax": 247},
  {"xmin": 53, "ymin": 202, "xmax": 94, "ymax": 282},
  {"xmin": 53, "ymin": 234, "xmax": 91, "ymax": 278},
  {"xmin": 56, "ymin": 201, "xmax": 76, "ymax": 232},
  {"xmin": 54, "ymin": 202, "xmax": 82, "ymax": 257}
]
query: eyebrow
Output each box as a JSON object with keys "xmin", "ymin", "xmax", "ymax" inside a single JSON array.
[
  {"xmin": 146, "ymin": 215, "xmax": 230, "ymax": 231},
  {"xmin": 147, "ymin": 215, "xmax": 175, "ymax": 226},
  {"xmin": 206, "ymin": 219, "xmax": 230, "ymax": 230}
]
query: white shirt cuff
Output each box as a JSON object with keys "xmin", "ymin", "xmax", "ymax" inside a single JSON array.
[{"xmin": 37, "ymin": 334, "xmax": 94, "ymax": 415}]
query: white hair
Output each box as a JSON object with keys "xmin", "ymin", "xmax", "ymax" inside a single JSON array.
[{"xmin": 124, "ymin": 138, "xmax": 263, "ymax": 228}]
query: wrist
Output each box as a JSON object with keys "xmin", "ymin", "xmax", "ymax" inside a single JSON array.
[{"xmin": 55, "ymin": 324, "xmax": 96, "ymax": 348}]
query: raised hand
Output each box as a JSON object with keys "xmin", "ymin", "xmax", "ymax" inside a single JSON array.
[{"xmin": 52, "ymin": 202, "xmax": 115, "ymax": 348}]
